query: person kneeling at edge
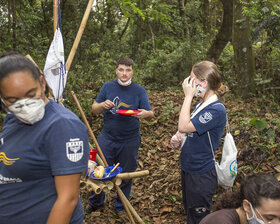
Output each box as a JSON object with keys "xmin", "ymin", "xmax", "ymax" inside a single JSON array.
[{"xmin": 200, "ymin": 173, "xmax": 280, "ymax": 224}]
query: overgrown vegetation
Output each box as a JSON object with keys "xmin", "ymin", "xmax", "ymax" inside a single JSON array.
[
  {"xmin": 0, "ymin": 1, "xmax": 280, "ymax": 222},
  {"xmin": 0, "ymin": 0, "xmax": 279, "ymax": 98}
]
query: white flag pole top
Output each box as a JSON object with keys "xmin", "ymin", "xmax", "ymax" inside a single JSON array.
[{"xmin": 44, "ymin": 1, "xmax": 66, "ymax": 102}]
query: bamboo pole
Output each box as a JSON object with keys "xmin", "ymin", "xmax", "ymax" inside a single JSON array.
[
  {"xmin": 116, "ymin": 170, "xmax": 149, "ymax": 180},
  {"xmin": 65, "ymin": 0, "xmax": 94, "ymax": 72},
  {"xmin": 53, "ymin": 0, "xmax": 58, "ymax": 34},
  {"xmin": 70, "ymin": 91, "xmax": 136, "ymax": 224},
  {"xmin": 71, "ymin": 91, "xmax": 108, "ymax": 166},
  {"xmin": 84, "ymin": 179, "xmax": 102, "ymax": 194},
  {"xmin": 95, "ymin": 154, "xmax": 105, "ymax": 167},
  {"xmin": 25, "ymin": 54, "xmax": 43, "ymax": 74},
  {"xmin": 111, "ymin": 177, "xmax": 122, "ymax": 186},
  {"xmin": 90, "ymin": 179, "xmax": 114, "ymax": 191},
  {"xmin": 117, "ymin": 187, "xmax": 145, "ymax": 224}
]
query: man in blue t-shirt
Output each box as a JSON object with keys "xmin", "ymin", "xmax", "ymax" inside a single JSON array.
[{"xmin": 88, "ymin": 57, "xmax": 154, "ymax": 214}]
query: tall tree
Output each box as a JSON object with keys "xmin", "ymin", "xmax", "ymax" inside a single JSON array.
[
  {"xmin": 232, "ymin": 0, "xmax": 256, "ymax": 97},
  {"xmin": 201, "ymin": 0, "xmax": 210, "ymax": 33},
  {"xmin": 206, "ymin": 0, "xmax": 233, "ymax": 63},
  {"xmin": 12, "ymin": 0, "xmax": 16, "ymax": 49}
]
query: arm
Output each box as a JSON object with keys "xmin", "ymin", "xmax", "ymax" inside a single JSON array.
[
  {"xmin": 46, "ymin": 173, "xmax": 81, "ymax": 224},
  {"xmin": 91, "ymin": 100, "xmax": 115, "ymax": 114},
  {"xmin": 178, "ymin": 77, "xmax": 196, "ymax": 133}
]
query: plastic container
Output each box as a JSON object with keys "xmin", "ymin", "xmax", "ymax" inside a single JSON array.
[{"xmin": 90, "ymin": 166, "xmax": 122, "ymax": 181}]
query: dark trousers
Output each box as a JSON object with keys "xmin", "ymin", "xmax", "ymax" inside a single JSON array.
[
  {"xmin": 88, "ymin": 132, "xmax": 140, "ymax": 212},
  {"xmin": 181, "ymin": 168, "xmax": 217, "ymax": 224}
]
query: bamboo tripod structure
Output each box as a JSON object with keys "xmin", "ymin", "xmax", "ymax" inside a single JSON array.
[{"xmin": 71, "ymin": 91, "xmax": 148, "ymax": 224}]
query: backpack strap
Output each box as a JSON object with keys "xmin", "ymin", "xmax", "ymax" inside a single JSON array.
[
  {"xmin": 208, "ymin": 118, "xmax": 230, "ymax": 160},
  {"xmin": 207, "ymin": 131, "xmax": 215, "ymax": 161}
]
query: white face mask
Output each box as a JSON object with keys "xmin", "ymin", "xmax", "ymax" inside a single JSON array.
[
  {"xmin": 118, "ymin": 78, "xmax": 132, "ymax": 86},
  {"xmin": 195, "ymin": 83, "xmax": 206, "ymax": 97},
  {"xmin": 7, "ymin": 98, "xmax": 45, "ymax": 125},
  {"xmin": 246, "ymin": 202, "xmax": 266, "ymax": 224}
]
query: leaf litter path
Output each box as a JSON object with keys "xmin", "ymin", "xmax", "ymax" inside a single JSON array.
[{"xmin": 83, "ymin": 91, "xmax": 280, "ymax": 224}]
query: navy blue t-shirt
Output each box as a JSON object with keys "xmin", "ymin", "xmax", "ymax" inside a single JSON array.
[
  {"xmin": 180, "ymin": 100, "xmax": 226, "ymax": 174},
  {"xmin": 0, "ymin": 100, "xmax": 89, "ymax": 224},
  {"xmin": 96, "ymin": 80, "xmax": 152, "ymax": 141}
]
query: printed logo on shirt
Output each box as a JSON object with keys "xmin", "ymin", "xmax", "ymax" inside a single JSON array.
[
  {"xmin": 110, "ymin": 96, "xmax": 132, "ymax": 114},
  {"xmin": 0, "ymin": 152, "xmax": 19, "ymax": 165},
  {"xmin": 109, "ymin": 97, "xmax": 120, "ymax": 114},
  {"xmin": 0, "ymin": 174, "xmax": 22, "ymax": 184},
  {"xmin": 66, "ymin": 138, "xmax": 84, "ymax": 162},
  {"xmin": 199, "ymin": 112, "xmax": 213, "ymax": 124}
]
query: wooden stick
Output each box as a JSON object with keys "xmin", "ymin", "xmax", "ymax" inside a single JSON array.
[
  {"xmin": 111, "ymin": 177, "xmax": 122, "ymax": 186},
  {"xmin": 71, "ymin": 91, "xmax": 136, "ymax": 224},
  {"xmin": 65, "ymin": 0, "xmax": 94, "ymax": 72},
  {"xmin": 71, "ymin": 91, "xmax": 108, "ymax": 166},
  {"xmin": 117, "ymin": 187, "xmax": 144, "ymax": 224},
  {"xmin": 25, "ymin": 54, "xmax": 43, "ymax": 74},
  {"xmin": 116, "ymin": 170, "xmax": 149, "ymax": 180},
  {"xmin": 95, "ymin": 154, "xmax": 105, "ymax": 167},
  {"xmin": 86, "ymin": 179, "xmax": 102, "ymax": 194},
  {"xmin": 90, "ymin": 179, "xmax": 114, "ymax": 191},
  {"xmin": 53, "ymin": 0, "xmax": 58, "ymax": 34}
]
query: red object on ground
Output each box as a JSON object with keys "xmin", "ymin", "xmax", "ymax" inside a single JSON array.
[
  {"xmin": 89, "ymin": 148, "xmax": 98, "ymax": 161},
  {"xmin": 116, "ymin": 110, "xmax": 140, "ymax": 116}
]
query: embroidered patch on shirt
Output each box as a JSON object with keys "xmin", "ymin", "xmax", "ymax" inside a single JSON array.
[
  {"xmin": 66, "ymin": 138, "xmax": 84, "ymax": 162},
  {"xmin": 199, "ymin": 112, "xmax": 213, "ymax": 124}
]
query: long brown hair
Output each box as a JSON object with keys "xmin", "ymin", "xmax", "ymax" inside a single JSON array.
[{"xmin": 192, "ymin": 61, "xmax": 229, "ymax": 97}]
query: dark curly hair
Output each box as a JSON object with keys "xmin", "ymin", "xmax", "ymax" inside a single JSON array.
[
  {"xmin": 116, "ymin": 57, "xmax": 134, "ymax": 68},
  {"xmin": 212, "ymin": 173, "xmax": 280, "ymax": 211}
]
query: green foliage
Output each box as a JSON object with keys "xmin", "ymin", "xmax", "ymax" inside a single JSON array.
[
  {"xmin": 156, "ymin": 100, "xmax": 180, "ymax": 123},
  {"xmin": 250, "ymin": 117, "xmax": 279, "ymax": 148},
  {"xmin": 0, "ymin": 0, "xmax": 279, "ymax": 99},
  {"xmin": 251, "ymin": 118, "xmax": 268, "ymax": 131},
  {"xmin": 120, "ymin": 0, "xmax": 145, "ymax": 21}
]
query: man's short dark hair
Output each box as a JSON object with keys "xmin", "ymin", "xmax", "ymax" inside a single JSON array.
[{"xmin": 116, "ymin": 57, "xmax": 134, "ymax": 68}]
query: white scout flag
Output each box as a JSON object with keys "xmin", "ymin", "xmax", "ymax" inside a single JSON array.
[{"xmin": 43, "ymin": 27, "xmax": 67, "ymax": 102}]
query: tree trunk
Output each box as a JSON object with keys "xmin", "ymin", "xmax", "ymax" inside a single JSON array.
[
  {"xmin": 41, "ymin": 0, "xmax": 51, "ymax": 43},
  {"xmin": 8, "ymin": 0, "xmax": 11, "ymax": 35},
  {"xmin": 201, "ymin": 0, "xmax": 210, "ymax": 33},
  {"xmin": 178, "ymin": 0, "xmax": 187, "ymax": 38},
  {"xmin": 206, "ymin": 0, "xmax": 233, "ymax": 63},
  {"xmin": 119, "ymin": 17, "xmax": 130, "ymax": 41},
  {"xmin": 232, "ymin": 0, "xmax": 256, "ymax": 98},
  {"xmin": 12, "ymin": 0, "xmax": 16, "ymax": 50}
]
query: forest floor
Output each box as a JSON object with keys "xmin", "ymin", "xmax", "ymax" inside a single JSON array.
[{"xmin": 80, "ymin": 90, "xmax": 280, "ymax": 224}]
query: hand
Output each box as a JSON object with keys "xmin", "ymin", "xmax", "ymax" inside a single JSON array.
[
  {"xmin": 103, "ymin": 100, "xmax": 115, "ymax": 110},
  {"xmin": 182, "ymin": 76, "xmax": 196, "ymax": 98},
  {"xmin": 170, "ymin": 131, "xmax": 185, "ymax": 149},
  {"xmin": 133, "ymin": 109, "xmax": 147, "ymax": 119}
]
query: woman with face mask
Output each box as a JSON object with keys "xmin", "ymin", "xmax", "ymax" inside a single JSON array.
[
  {"xmin": 200, "ymin": 173, "xmax": 280, "ymax": 224},
  {"xmin": 170, "ymin": 61, "xmax": 229, "ymax": 224},
  {"xmin": 0, "ymin": 53, "xmax": 89, "ymax": 224}
]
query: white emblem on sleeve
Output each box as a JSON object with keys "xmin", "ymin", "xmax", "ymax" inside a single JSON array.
[
  {"xmin": 66, "ymin": 138, "xmax": 84, "ymax": 162},
  {"xmin": 199, "ymin": 112, "xmax": 213, "ymax": 124}
]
